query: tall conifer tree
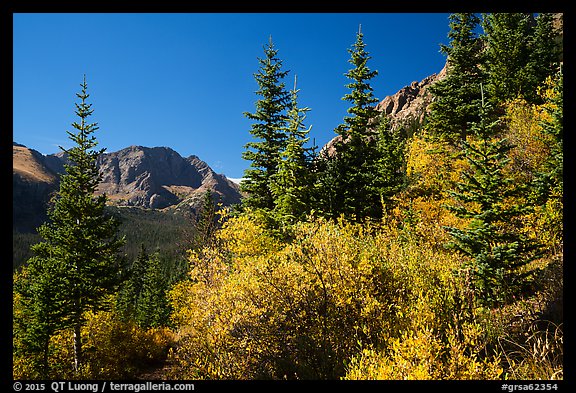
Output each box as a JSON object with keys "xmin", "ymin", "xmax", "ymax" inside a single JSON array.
[
  {"xmin": 426, "ymin": 13, "xmax": 486, "ymax": 144},
  {"xmin": 373, "ymin": 114, "xmax": 406, "ymax": 212},
  {"xmin": 527, "ymin": 13, "xmax": 561, "ymax": 104},
  {"xmin": 319, "ymin": 25, "xmax": 381, "ymax": 220},
  {"xmin": 242, "ymin": 36, "xmax": 291, "ymax": 212},
  {"xmin": 270, "ymin": 75, "xmax": 315, "ymax": 227},
  {"xmin": 482, "ymin": 13, "xmax": 534, "ymax": 105},
  {"xmin": 445, "ymin": 102, "xmax": 542, "ymax": 306},
  {"xmin": 15, "ymin": 76, "xmax": 125, "ymax": 375}
]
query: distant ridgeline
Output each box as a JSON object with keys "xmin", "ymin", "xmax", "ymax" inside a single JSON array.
[{"xmin": 12, "ymin": 143, "xmax": 243, "ymax": 268}]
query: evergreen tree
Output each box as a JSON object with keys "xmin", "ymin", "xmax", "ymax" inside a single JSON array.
[
  {"xmin": 373, "ymin": 114, "xmax": 406, "ymax": 211},
  {"xmin": 116, "ymin": 244, "xmax": 149, "ymax": 321},
  {"xmin": 270, "ymin": 75, "xmax": 315, "ymax": 228},
  {"xmin": 526, "ymin": 13, "xmax": 561, "ymax": 104},
  {"xmin": 136, "ymin": 252, "xmax": 172, "ymax": 329},
  {"xmin": 117, "ymin": 246, "xmax": 173, "ymax": 329},
  {"xmin": 193, "ymin": 189, "xmax": 219, "ymax": 249},
  {"xmin": 318, "ymin": 25, "xmax": 382, "ymax": 220},
  {"xmin": 241, "ymin": 36, "xmax": 291, "ymax": 212},
  {"xmin": 14, "ymin": 76, "xmax": 125, "ymax": 375},
  {"xmin": 482, "ymin": 13, "xmax": 534, "ymax": 105},
  {"xmin": 445, "ymin": 103, "xmax": 542, "ymax": 307},
  {"xmin": 14, "ymin": 261, "xmax": 70, "ymax": 377},
  {"xmin": 426, "ymin": 13, "xmax": 486, "ymax": 144},
  {"xmin": 334, "ymin": 25, "xmax": 379, "ymax": 142}
]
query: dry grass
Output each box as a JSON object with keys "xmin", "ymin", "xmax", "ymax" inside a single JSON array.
[{"xmin": 13, "ymin": 145, "xmax": 57, "ymax": 184}]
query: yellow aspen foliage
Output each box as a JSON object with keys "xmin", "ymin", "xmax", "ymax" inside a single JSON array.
[
  {"xmin": 167, "ymin": 214, "xmax": 484, "ymax": 379},
  {"xmin": 13, "ymin": 305, "xmax": 174, "ymax": 380},
  {"xmin": 344, "ymin": 296, "xmax": 503, "ymax": 380},
  {"xmin": 392, "ymin": 133, "xmax": 472, "ymax": 247},
  {"xmin": 405, "ymin": 134, "xmax": 460, "ymax": 198},
  {"xmin": 503, "ymin": 98, "xmax": 552, "ymax": 183}
]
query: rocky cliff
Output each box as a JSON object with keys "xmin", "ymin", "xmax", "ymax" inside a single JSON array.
[
  {"xmin": 321, "ymin": 63, "xmax": 447, "ymax": 157},
  {"xmin": 96, "ymin": 145, "xmax": 241, "ymax": 209},
  {"xmin": 376, "ymin": 63, "xmax": 447, "ymax": 128}
]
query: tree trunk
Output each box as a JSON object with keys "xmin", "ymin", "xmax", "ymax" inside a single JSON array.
[
  {"xmin": 73, "ymin": 323, "xmax": 82, "ymax": 373},
  {"xmin": 41, "ymin": 336, "xmax": 50, "ymax": 378}
]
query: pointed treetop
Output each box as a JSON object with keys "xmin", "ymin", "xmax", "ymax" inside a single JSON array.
[
  {"xmin": 293, "ymin": 74, "xmax": 298, "ymax": 92},
  {"xmin": 358, "ymin": 24, "xmax": 362, "ymax": 35}
]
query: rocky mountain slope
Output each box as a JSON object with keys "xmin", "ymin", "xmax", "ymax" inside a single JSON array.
[
  {"xmin": 13, "ymin": 143, "xmax": 60, "ymax": 232},
  {"xmin": 13, "ymin": 143, "xmax": 242, "ymax": 232},
  {"xmin": 94, "ymin": 145, "xmax": 241, "ymax": 210},
  {"xmin": 321, "ymin": 63, "xmax": 447, "ymax": 157},
  {"xmin": 376, "ymin": 63, "xmax": 447, "ymax": 128}
]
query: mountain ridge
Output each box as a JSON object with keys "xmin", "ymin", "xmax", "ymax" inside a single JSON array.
[{"xmin": 13, "ymin": 143, "xmax": 243, "ymax": 233}]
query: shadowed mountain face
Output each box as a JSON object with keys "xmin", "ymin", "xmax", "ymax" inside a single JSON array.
[
  {"xmin": 13, "ymin": 143, "xmax": 242, "ymax": 232},
  {"xmin": 13, "ymin": 143, "xmax": 60, "ymax": 232}
]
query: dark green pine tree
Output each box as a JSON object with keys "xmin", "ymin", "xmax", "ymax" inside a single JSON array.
[
  {"xmin": 526, "ymin": 13, "xmax": 561, "ymax": 104},
  {"xmin": 193, "ymin": 189, "xmax": 219, "ymax": 249},
  {"xmin": 116, "ymin": 244, "xmax": 149, "ymax": 322},
  {"xmin": 318, "ymin": 25, "xmax": 381, "ymax": 220},
  {"xmin": 444, "ymin": 103, "xmax": 542, "ymax": 307},
  {"xmin": 16, "ymin": 75, "xmax": 125, "ymax": 375},
  {"xmin": 372, "ymin": 114, "xmax": 406, "ymax": 212},
  {"xmin": 117, "ymin": 246, "xmax": 173, "ymax": 329},
  {"xmin": 135, "ymin": 252, "xmax": 172, "ymax": 329},
  {"xmin": 241, "ymin": 36, "xmax": 291, "ymax": 212},
  {"xmin": 334, "ymin": 25, "xmax": 379, "ymax": 142},
  {"xmin": 270, "ymin": 75, "xmax": 315, "ymax": 229},
  {"xmin": 482, "ymin": 13, "xmax": 534, "ymax": 105},
  {"xmin": 426, "ymin": 13, "xmax": 486, "ymax": 144},
  {"xmin": 14, "ymin": 258, "xmax": 70, "ymax": 378}
]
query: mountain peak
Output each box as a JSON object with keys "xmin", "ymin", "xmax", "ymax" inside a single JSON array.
[{"xmin": 13, "ymin": 143, "xmax": 242, "ymax": 230}]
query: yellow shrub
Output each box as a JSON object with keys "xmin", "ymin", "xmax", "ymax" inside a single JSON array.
[
  {"xmin": 503, "ymin": 98, "xmax": 552, "ymax": 183},
  {"xmin": 405, "ymin": 135, "xmax": 460, "ymax": 198},
  {"xmin": 15, "ymin": 309, "xmax": 174, "ymax": 380},
  {"xmin": 344, "ymin": 321, "xmax": 503, "ymax": 380},
  {"xmin": 167, "ymin": 214, "xmax": 479, "ymax": 380}
]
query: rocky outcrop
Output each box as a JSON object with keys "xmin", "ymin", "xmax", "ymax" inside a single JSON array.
[
  {"xmin": 321, "ymin": 63, "xmax": 447, "ymax": 158},
  {"xmin": 13, "ymin": 143, "xmax": 60, "ymax": 232},
  {"xmin": 376, "ymin": 63, "xmax": 447, "ymax": 129},
  {"xmin": 96, "ymin": 145, "xmax": 241, "ymax": 209}
]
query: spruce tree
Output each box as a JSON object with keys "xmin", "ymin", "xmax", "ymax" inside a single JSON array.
[
  {"xmin": 527, "ymin": 13, "xmax": 561, "ymax": 104},
  {"xmin": 136, "ymin": 252, "xmax": 172, "ymax": 329},
  {"xmin": 117, "ymin": 246, "xmax": 172, "ymax": 329},
  {"xmin": 15, "ymin": 76, "xmax": 125, "ymax": 375},
  {"xmin": 270, "ymin": 75, "xmax": 315, "ymax": 228},
  {"xmin": 193, "ymin": 189, "xmax": 219, "ymax": 249},
  {"xmin": 116, "ymin": 244, "xmax": 149, "ymax": 322},
  {"xmin": 426, "ymin": 13, "xmax": 486, "ymax": 144},
  {"xmin": 373, "ymin": 114, "xmax": 406, "ymax": 211},
  {"xmin": 14, "ymin": 260, "xmax": 70, "ymax": 377},
  {"xmin": 445, "ymin": 102, "xmax": 542, "ymax": 307},
  {"xmin": 241, "ymin": 36, "xmax": 291, "ymax": 212},
  {"xmin": 319, "ymin": 25, "xmax": 381, "ymax": 220},
  {"xmin": 482, "ymin": 13, "xmax": 534, "ymax": 105}
]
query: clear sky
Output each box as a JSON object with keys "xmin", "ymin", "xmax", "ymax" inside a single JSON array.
[{"xmin": 13, "ymin": 13, "xmax": 451, "ymax": 179}]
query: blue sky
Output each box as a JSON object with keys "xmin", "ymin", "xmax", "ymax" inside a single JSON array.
[{"xmin": 13, "ymin": 13, "xmax": 451, "ymax": 179}]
